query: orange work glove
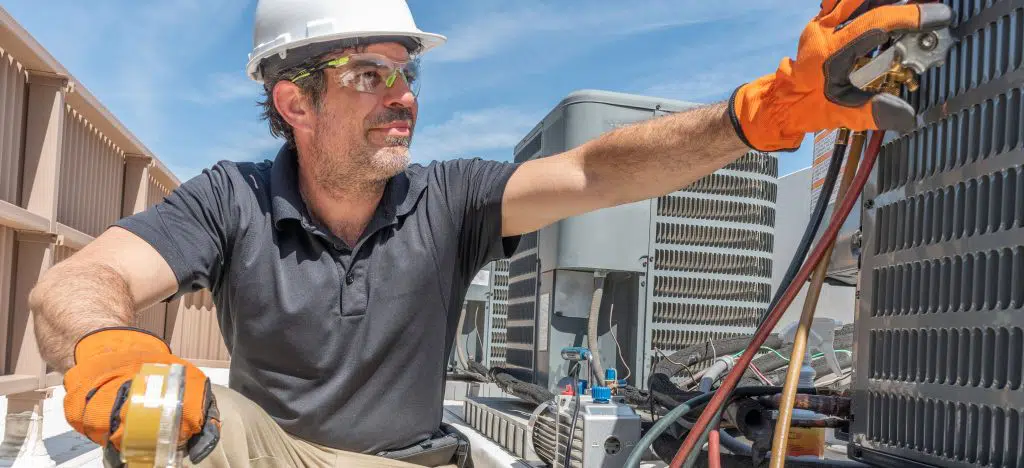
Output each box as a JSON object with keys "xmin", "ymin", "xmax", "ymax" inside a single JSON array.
[
  {"xmin": 729, "ymin": 0, "xmax": 953, "ymax": 152},
  {"xmin": 63, "ymin": 327, "xmax": 221, "ymax": 464}
]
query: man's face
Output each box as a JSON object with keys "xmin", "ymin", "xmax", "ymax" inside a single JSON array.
[{"xmin": 306, "ymin": 42, "xmax": 419, "ymax": 189}]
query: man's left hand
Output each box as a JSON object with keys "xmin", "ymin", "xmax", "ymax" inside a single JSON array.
[{"xmin": 729, "ymin": 0, "xmax": 953, "ymax": 152}]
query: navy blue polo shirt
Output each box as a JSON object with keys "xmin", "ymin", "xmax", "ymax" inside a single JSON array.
[{"xmin": 115, "ymin": 145, "xmax": 520, "ymax": 454}]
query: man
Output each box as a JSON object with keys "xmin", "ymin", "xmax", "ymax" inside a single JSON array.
[{"xmin": 29, "ymin": 0, "xmax": 950, "ymax": 466}]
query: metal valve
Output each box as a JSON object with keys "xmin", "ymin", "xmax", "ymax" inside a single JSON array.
[{"xmin": 849, "ymin": 27, "xmax": 954, "ymax": 94}]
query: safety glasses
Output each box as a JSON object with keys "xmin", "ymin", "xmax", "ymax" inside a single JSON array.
[{"xmin": 289, "ymin": 53, "xmax": 421, "ymax": 96}]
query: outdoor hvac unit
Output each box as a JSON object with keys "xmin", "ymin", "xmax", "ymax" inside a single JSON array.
[
  {"xmin": 451, "ymin": 263, "xmax": 493, "ymax": 370},
  {"xmin": 487, "ymin": 259, "xmax": 510, "ymax": 368},
  {"xmin": 449, "ymin": 260, "xmax": 511, "ymax": 370},
  {"xmin": 503, "ymin": 90, "xmax": 778, "ymax": 392},
  {"xmin": 850, "ymin": 1, "xmax": 1024, "ymax": 466}
]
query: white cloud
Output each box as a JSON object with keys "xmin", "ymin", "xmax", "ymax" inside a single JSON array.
[
  {"xmin": 429, "ymin": 0, "xmax": 798, "ymax": 63},
  {"xmin": 627, "ymin": 7, "xmax": 813, "ymax": 103},
  {"xmin": 642, "ymin": 69, "xmax": 750, "ymax": 103},
  {"xmin": 409, "ymin": 107, "xmax": 541, "ymax": 164},
  {"xmin": 186, "ymin": 72, "xmax": 264, "ymax": 105}
]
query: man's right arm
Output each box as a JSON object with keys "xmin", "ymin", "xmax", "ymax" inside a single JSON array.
[
  {"xmin": 29, "ymin": 226, "xmax": 179, "ymax": 372},
  {"xmin": 30, "ymin": 162, "xmax": 239, "ymax": 460},
  {"xmin": 29, "ymin": 161, "xmax": 241, "ymax": 373}
]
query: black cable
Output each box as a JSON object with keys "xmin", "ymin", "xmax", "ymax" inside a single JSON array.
[
  {"xmin": 564, "ymin": 363, "xmax": 582, "ymax": 468},
  {"xmin": 758, "ymin": 136, "xmax": 849, "ymax": 326},
  {"xmin": 653, "ymin": 335, "xmax": 783, "ymax": 380},
  {"xmin": 487, "ymin": 366, "xmax": 556, "ymax": 405}
]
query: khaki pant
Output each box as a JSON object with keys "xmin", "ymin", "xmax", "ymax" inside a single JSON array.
[{"xmin": 186, "ymin": 385, "xmax": 451, "ymax": 468}]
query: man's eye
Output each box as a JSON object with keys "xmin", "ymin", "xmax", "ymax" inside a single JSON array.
[{"xmin": 358, "ymin": 70, "xmax": 382, "ymax": 85}]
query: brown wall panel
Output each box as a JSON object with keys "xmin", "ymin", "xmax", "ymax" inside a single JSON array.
[
  {"xmin": 0, "ymin": 226, "xmax": 14, "ymax": 370},
  {"xmin": 0, "ymin": 50, "xmax": 26, "ymax": 205},
  {"xmin": 136, "ymin": 303, "xmax": 167, "ymax": 339},
  {"xmin": 56, "ymin": 108, "xmax": 124, "ymax": 237},
  {"xmin": 146, "ymin": 172, "xmax": 170, "ymax": 208},
  {"xmin": 168, "ymin": 289, "xmax": 229, "ymax": 362}
]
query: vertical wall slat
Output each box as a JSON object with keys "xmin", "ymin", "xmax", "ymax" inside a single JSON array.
[
  {"xmin": 0, "ymin": 52, "xmax": 26, "ymax": 205},
  {"xmin": 56, "ymin": 107, "xmax": 126, "ymax": 237},
  {"xmin": 0, "ymin": 55, "xmax": 11, "ymax": 203},
  {"xmin": 0, "ymin": 226, "xmax": 13, "ymax": 371}
]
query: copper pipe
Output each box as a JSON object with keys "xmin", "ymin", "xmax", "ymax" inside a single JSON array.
[
  {"xmin": 768, "ymin": 129, "xmax": 866, "ymax": 468},
  {"xmin": 758, "ymin": 394, "xmax": 851, "ymax": 417},
  {"xmin": 789, "ymin": 417, "xmax": 847, "ymax": 428}
]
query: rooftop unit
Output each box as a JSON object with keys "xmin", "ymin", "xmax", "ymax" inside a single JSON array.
[{"xmin": 503, "ymin": 90, "xmax": 778, "ymax": 392}]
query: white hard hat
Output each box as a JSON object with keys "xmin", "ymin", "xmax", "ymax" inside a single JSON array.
[{"xmin": 246, "ymin": 0, "xmax": 447, "ymax": 82}]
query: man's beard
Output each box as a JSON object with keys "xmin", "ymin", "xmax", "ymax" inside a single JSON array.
[{"xmin": 309, "ymin": 111, "xmax": 414, "ymax": 195}]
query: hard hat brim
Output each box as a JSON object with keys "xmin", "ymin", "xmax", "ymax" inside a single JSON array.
[{"xmin": 247, "ymin": 29, "xmax": 447, "ymax": 82}]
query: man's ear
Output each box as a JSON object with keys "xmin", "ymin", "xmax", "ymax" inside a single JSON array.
[{"xmin": 273, "ymin": 81, "xmax": 316, "ymax": 137}]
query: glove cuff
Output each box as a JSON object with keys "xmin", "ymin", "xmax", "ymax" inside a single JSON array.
[
  {"xmin": 74, "ymin": 327, "xmax": 171, "ymax": 365},
  {"xmin": 727, "ymin": 85, "xmax": 758, "ymax": 151}
]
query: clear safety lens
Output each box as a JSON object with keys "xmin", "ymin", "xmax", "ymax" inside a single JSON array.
[{"xmin": 291, "ymin": 53, "xmax": 421, "ymax": 96}]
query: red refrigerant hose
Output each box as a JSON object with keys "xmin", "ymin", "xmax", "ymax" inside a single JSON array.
[
  {"xmin": 668, "ymin": 130, "xmax": 887, "ymax": 467},
  {"xmin": 708, "ymin": 427, "xmax": 722, "ymax": 468}
]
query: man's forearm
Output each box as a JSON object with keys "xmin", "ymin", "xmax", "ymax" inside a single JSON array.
[
  {"xmin": 573, "ymin": 101, "xmax": 751, "ymax": 207},
  {"xmin": 29, "ymin": 261, "xmax": 136, "ymax": 372}
]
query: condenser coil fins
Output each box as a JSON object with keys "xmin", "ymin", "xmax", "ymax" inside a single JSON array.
[
  {"xmin": 505, "ymin": 232, "xmax": 539, "ymax": 382},
  {"xmin": 488, "ymin": 259, "xmax": 510, "ymax": 367},
  {"xmin": 850, "ymin": 1, "xmax": 1024, "ymax": 466},
  {"xmin": 646, "ymin": 151, "xmax": 777, "ymax": 354}
]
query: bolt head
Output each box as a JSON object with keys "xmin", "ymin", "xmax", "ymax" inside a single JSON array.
[{"xmin": 919, "ymin": 32, "xmax": 938, "ymax": 50}]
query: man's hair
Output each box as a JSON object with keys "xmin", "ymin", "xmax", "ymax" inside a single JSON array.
[
  {"xmin": 257, "ymin": 54, "xmax": 329, "ymax": 148},
  {"xmin": 257, "ymin": 44, "xmax": 378, "ymax": 148}
]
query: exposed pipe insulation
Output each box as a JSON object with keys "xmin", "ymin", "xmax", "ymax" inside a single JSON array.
[
  {"xmin": 698, "ymin": 355, "xmax": 736, "ymax": 393},
  {"xmin": 653, "ymin": 335, "xmax": 783, "ymax": 382},
  {"xmin": 587, "ymin": 271, "xmax": 608, "ymax": 382},
  {"xmin": 455, "ymin": 304, "xmax": 470, "ymax": 369},
  {"xmin": 486, "ymin": 366, "xmax": 556, "ymax": 406}
]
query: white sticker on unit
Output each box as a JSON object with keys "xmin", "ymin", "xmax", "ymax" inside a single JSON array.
[
  {"xmin": 472, "ymin": 269, "xmax": 490, "ymax": 286},
  {"xmin": 538, "ymin": 293, "xmax": 550, "ymax": 351}
]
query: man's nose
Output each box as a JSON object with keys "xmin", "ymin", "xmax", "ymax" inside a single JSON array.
[{"xmin": 382, "ymin": 78, "xmax": 416, "ymax": 109}]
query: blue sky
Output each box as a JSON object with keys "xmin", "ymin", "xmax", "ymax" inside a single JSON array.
[{"xmin": 5, "ymin": 0, "xmax": 821, "ymax": 181}]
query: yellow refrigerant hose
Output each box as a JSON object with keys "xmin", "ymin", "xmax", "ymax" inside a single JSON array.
[{"xmin": 768, "ymin": 129, "xmax": 864, "ymax": 468}]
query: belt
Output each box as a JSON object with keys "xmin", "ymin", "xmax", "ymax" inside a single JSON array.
[{"xmin": 376, "ymin": 423, "xmax": 471, "ymax": 468}]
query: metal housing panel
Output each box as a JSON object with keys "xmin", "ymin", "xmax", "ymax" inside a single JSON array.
[{"xmin": 851, "ymin": 1, "xmax": 1024, "ymax": 465}]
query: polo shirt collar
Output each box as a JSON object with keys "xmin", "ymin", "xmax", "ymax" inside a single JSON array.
[{"xmin": 269, "ymin": 144, "xmax": 426, "ymax": 232}]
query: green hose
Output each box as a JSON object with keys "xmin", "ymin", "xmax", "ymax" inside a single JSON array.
[{"xmin": 625, "ymin": 392, "xmax": 706, "ymax": 468}]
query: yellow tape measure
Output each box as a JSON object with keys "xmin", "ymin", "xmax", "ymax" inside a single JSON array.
[{"xmin": 118, "ymin": 363, "xmax": 187, "ymax": 468}]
